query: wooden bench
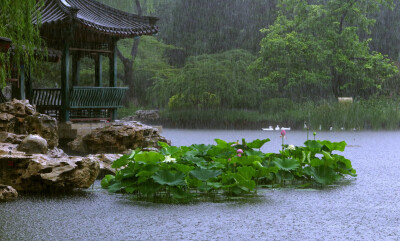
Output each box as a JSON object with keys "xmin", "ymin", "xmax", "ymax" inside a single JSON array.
[{"xmin": 32, "ymin": 87, "xmax": 128, "ymax": 121}]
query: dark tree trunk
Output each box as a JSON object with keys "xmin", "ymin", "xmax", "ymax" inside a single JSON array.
[{"xmin": 116, "ymin": 0, "xmax": 143, "ymax": 105}]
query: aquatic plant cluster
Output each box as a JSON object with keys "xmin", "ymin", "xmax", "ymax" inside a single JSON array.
[{"xmin": 101, "ymin": 138, "xmax": 356, "ymax": 202}]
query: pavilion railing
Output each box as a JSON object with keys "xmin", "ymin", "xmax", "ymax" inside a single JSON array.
[
  {"xmin": 31, "ymin": 87, "xmax": 128, "ymax": 120},
  {"xmin": 69, "ymin": 87, "xmax": 128, "ymax": 108}
]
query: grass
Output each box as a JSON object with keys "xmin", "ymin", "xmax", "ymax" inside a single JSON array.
[{"xmin": 155, "ymin": 98, "xmax": 400, "ymax": 130}]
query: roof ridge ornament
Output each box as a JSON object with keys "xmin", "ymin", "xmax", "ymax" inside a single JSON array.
[{"xmin": 60, "ymin": 0, "xmax": 71, "ymax": 7}]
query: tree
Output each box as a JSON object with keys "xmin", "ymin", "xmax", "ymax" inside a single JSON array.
[
  {"xmin": 150, "ymin": 49, "xmax": 261, "ymax": 110},
  {"xmin": 252, "ymin": 0, "xmax": 398, "ymax": 100},
  {"xmin": 0, "ymin": 0, "xmax": 44, "ymax": 87},
  {"xmin": 161, "ymin": 0, "xmax": 277, "ymax": 59},
  {"xmin": 97, "ymin": 0, "xmax": 161, "ymax": 105}
]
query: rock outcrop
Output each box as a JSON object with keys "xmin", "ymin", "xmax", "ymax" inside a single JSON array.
[
  {"xmin": 0, "ymin": 143, "xmax": 99, "ymax": 192},
  {"xmin": 17, "ymin": 134, "xmax": 48, "ymax": 154},
  {"xmin": 0, "ymin": 185, "xmax": 18, "ymax": 201},
  {"xmin": 88, "ymin": 153, "xmax": 122, "ymax": 178},
  {"xmin": 0, "ymin": 99, "xmax": 58, "ymax": 148},
  {"xmin": 122, "ymin": 110, "xmax": 160, "ymax": 122},
  {"xmin": 68, "ymin": 121, "xmax": 170, "ymax": 154}
]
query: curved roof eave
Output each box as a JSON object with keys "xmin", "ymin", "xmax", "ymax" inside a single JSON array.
[{"xmin": 39, "ymin": 0, "xmax": 158, "ymax": 37}]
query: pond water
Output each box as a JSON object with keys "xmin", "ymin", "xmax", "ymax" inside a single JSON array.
[{"xmin": 1, "ymin": 129, "xmax": 400, "ymax": 240}]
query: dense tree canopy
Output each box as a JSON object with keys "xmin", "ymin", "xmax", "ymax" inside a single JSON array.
[{"xmin": 251, "ymin": 0, "xmax": 398, "ymax": 100}]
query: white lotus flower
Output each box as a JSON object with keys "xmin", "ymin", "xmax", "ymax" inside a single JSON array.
[
  {"xmin": 287, "ymin": 145, "xmax": 296, "ymax": 150},
  {"xmin": 163, "ymin": 155, "xmax": 176, "ymax": 163}
]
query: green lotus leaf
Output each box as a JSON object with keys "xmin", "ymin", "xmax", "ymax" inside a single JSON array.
[
  {"xmin": 136, "ymin": 164, "xmax": 159, "ymax": 177},
  {"xmin": 174, "ymin": 164, "xmax": 195, "ymax": 174},
  {"xmin": 304, "ymin": 140, "xmax": 323, "ymax": 152},
  {"xmin": 334, "ymin": 155, "xmax": 353, "ymax": 169},
  {"xmin": 310, "ymin": 158, "xmax": 324, "ymax": 167},
  {"xmin": 186, "ymin": 156, "xmax": 208, "ymax": 168},
  {"xmin": 190, "ymin": 168, "xmax": 222, "ymax": 181},
  {"xmin": 233, "ymin": 173, "xmax": 256, "ymax": 192},
  {"xmin": 111, "ymin": 154, "xmax": 131, "ymax": 169},
  {"xmin": 207, "ymin": 181, "xmax": 223, "ymax": 189},
  {"xmin": 101, "ymin": 174, "xmax": 115, "ymax": 188},
  {"xmin": 236, "ymin": 156, "xmax": 261, "ymax": 166},
  {"xmin": 187, "ymin": 178, "xmax": 203, "ymax": 188},
  {"xmin": 208, "ymin": 161, "xmax": 225, "ymax": 169},
  {"xmin": 311, "ymin": 166, "xmax": 340, "ymax": 185},
  {"xmin": 136, "ymin": 165, "xmax": 159, "ymax": 184},
  {"xmin": 115, "ymin": 168, "xmax": 135, "ymax": 181},
  {"xmin": 125, "ymin": 186, "xmax": 136, "ymax": 194},
  {"xmin": 135, "ymin": 152, "xmax": 164, "ymax": 164},
  {"xmin": 138, "ymin": 182, "xmax": 161, "ymax": 195},
  {"xmin": 245, "ymin": 149, "xmax": 265, "ymax": 158},
  {"xmin": 170, "ymin": 187, "xmax": 193, "ymax": 200},
  {"xmin": 273, "ymin": 158, "xmax": 300, "ymax": 171},
  {"xmin": 152, "ymin": 170, "xmax": 186, "ymax": 186},
  {"xmin": 319, "ymin": 140, "xmax": 347, "ymax": 152},
  {"xmin": 107, "ymin": 182, "xmax": 122, "ymax": 193},
  {"xmin": 280, "ymin": 171, "xmax": 294, "ymax": 181},
  {"xmin": 247, "ymin": 138, "xmax": 270, "ymax": 149},
  {"xmin": 191, "ymin": 144, "xmax": 213, "ymax": 156},
  {"xmin": 198, "ymin": 182, "xmax": 213, "ymax": 192},
  {"xmin": 321, "ymin": 150, "xmax": 334, "ymax": 161},
  {"xmin": 266, "ymin": 166, "xmax": 280, "ymax": 174},
  {"xmin": 161, "ymin": 145, "xmax": 180, "ymax": 156},
  {"xmin": 237, "ymin": 166, "xmax": 256, "ymax": 179},
  {"xmin": 214, "ymin": 138, "xmax": 229, "ymax": 147}
]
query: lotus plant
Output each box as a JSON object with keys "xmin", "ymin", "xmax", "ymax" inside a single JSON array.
[{"xmin": 101, "ymin": 137, "xmax": 356, "ymax": 203}]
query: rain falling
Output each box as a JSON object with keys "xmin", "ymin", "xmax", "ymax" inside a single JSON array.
[{"xmin": 1, "ymin": 0, "xmax": 400, "ymax": 240}]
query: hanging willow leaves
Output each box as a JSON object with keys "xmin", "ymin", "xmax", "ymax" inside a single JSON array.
[{"xmin": 0, "ymin": 0, "xmax": 45, "ymax": 87}]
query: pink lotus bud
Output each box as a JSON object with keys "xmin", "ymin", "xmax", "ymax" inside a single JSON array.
[
  {"xmin": 237, "ymin": 153, "xmax": 242, "ymax": 157},
  {"xmin": 228, "ymin": 158, "xmax": 231, "ymax": 161},
  {"xmin": 237, "ymin": 149, "xmax": 243, "ymax": 153},
  {"xmin": 281, "ymin": 130, "xmax": 286, "ymax": 136}
]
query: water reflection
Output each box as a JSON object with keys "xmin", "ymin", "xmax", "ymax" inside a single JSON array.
[{"xmin": 1, "ymin": 130, "xmax": 400, "ymax": 240}]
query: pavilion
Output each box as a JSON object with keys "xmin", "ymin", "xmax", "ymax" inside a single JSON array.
[{"xmin": 12, "ymin": 0, "xmax": 158, "ymax": 122}]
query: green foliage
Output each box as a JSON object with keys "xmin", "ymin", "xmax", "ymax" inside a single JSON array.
[
  {"xmin": 150, "ymin": 49, "xmax": 260, "ymax": 110},
  {"xmin": 102, "ymin": 137, "xmax": 356, "ymax": 203},
  {"xmin": 0, "ymin": 0, "xmax": 45, "ymax": 87},
  {"xmin": 252, "ymin": 0, "xmax": 398, "ymax": 99}
]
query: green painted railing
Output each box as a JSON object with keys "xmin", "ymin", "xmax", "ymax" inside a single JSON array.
[
  {"xmin": 69, "ymin": 87, "xmax": 128, "ymax": 108},
  {"xmin": 32, "ymin": 88, "xmax": 61, "ymax": 108},
  {"xmin": 31, "ymin": 87, "xmax": 128, "ymax": 120}
]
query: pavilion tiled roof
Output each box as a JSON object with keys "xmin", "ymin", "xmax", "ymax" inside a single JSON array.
[{"xmin": 39, "ymin": 0, "xmax": 158, "ymax": 38}]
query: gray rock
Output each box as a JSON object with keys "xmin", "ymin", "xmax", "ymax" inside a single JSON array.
[
  {"xmin": 0, "ymin": 132, "xmax": 26, "ymax": 144},
  {"xmin": 0, "ymin": 145, "xmax": 100, "ymax": 192},
  {"xmin": 0, "ymin": 185, "xmax": 18, "ymax": 201},
  {"xmin": 88, "ymin": 153, "xmax": 122, "ymax": 178},
  {"xmin": 18, "ymin": 134, "xmax": 48, "ymax": 154},
  {"xmin": 0, "ymin": 99, "xmax": 58, "ymax": 148},
  {"xmin": 134, "ymin": 110, "xmax": 160, "ymax": 120},
  {"xmin": 68, "ymin": 121, "xmax": 170, "ymax": 154}
]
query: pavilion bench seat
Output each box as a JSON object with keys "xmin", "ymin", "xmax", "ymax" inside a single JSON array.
[{"xmin": 32, "ymin": 87, "xmax": 128, "ymax": 121}]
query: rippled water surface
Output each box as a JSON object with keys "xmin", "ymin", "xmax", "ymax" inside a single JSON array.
[{"xmin": 1, "ymin": 130, "xmax": 400, "ymax": 240}]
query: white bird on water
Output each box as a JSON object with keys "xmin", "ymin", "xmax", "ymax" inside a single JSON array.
[
  {"xmin": 275, "ymin": 125, "xmax": 280, "ymax": 130},
  {"xmin": 281, "ymin": 127, "xmax": 291, "ymax": 131},
  {"xmin": 262, "ymin": 126, "xmax": 274, "ymax": 131}
]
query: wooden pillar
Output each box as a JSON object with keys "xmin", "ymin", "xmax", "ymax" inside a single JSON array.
[
  {"xmin": 61, "ymin": 42, "xmax": 70, "ymax": 122},
  {"xmin": 109, "ymin": 43, "xmax": 117, "ymax": 87},
  {"xmin": 26, "ymin": 65, "xmax": 32, "ymax": 101},
  {"xmin": 95, "ymin": 54, "xmax": 103, "ymax": 87},
  {"xmin": 109, "ymin": 42, "xmax": 117, "ymax": 120},
  {"xmin": 12, "ymin": 65, "xmax": 26, "ymax": 100},
  {"xmin": 72, "ymin": 54, "xmax": 80, "ymax": 86},
  {"xmin": 19, "ymin": 65, "xmax": 25, "ymax": 99}
]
